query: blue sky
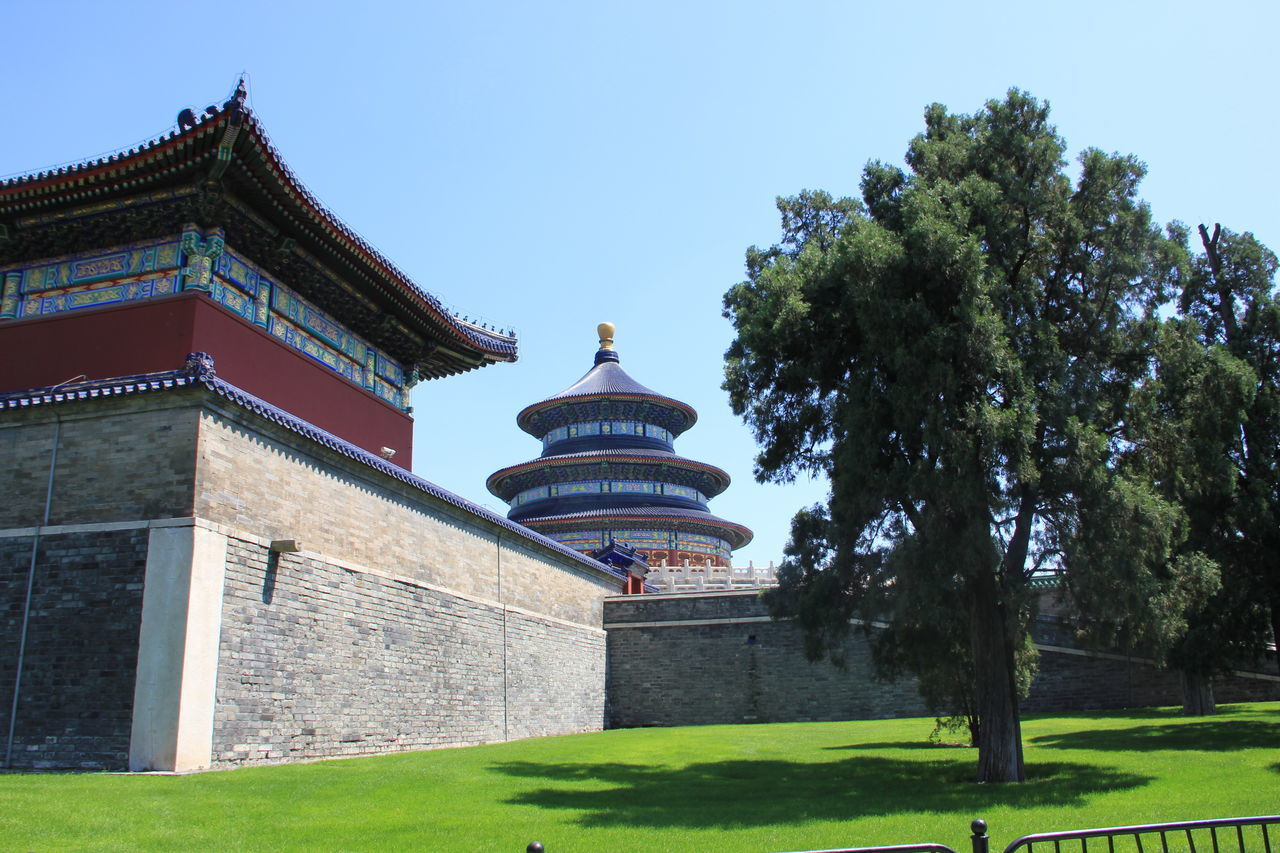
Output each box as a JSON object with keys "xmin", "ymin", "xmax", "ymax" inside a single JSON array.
[{"xmin": 4, "ymin": 0, "xmax": 1276, "ymax": 565}]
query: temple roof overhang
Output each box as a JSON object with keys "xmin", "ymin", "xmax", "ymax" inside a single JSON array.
[
  {"xmin": 486, "ymin": 447, "xmax": 732, "ymax": 501},
  {"xmin": 517, "ymin": 506, "xmax": 754, "ymax": 550},
  {"xmin": 0, "ymin": 81, "xmax": 515, "ymax": 380},
  {"xmin": 517, "ymin": 360, "xmax": 697, "ymax": 437}
]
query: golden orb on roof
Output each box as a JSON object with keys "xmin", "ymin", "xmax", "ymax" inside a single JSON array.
[{"xmin": 598, "ymin": 322, "xmax": 616, "ymax": 350}]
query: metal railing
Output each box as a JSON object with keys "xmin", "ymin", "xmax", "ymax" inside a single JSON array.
[
  {"xmin": 524, "ymin": 814, "xmax": 1280, "ymax": 853},
  {"xmin": 1000, "ymin": 815, "xmax": 1279, "ymax": 853},
  {"xmin": 770, "ymin": 819, "xmax": 986, "ymax": 853}
]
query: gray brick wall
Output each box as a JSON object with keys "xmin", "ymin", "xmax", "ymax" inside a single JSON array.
[
  {"xmin": 0, "ymin": 529, "xmax": 147, "ymax": 769},
  {"xmin": 212, "ymin": 536, "xmax": 605, "ymax": 765},
  {"xmin": 605, "ymin": 592, "xmax": 928, "ymax": 727},
  {"xmin": 195, "ymin": 404, "xmax": 621, "ymax": 625},
  {"xmin": 1025, "ymin": 646, "xmax": 1280, "ymax": 712},
  {"xmin": 0, "ymin": 400, "xmax": 198, "ymax": 528},
  {"xmin": 605, "ymin": 592, "xmax": 1280, "ymax": 729}
]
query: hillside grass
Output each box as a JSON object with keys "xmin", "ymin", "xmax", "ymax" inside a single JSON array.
[{"xmin": 2, "ymin": 703, "xmax": 1277, "ymax": 852}]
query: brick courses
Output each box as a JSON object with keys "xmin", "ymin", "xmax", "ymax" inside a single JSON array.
[
  {"xmin": 212, "ymin": 536, "xmax": 605, "ymax": 764},
  {"xmin": 0, "ymin": 529, "xmax": 147, "ymax": 769},
  {"xmin": 604, "ymin": 591, "xmax": 928, "ymax": 727},
  {"xmin": 604, "ymin": 592, "xmax": 1280, "ymax": 729}
]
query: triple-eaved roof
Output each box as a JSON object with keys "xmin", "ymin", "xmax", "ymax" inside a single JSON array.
[{"xmin": 0, "ymin": 80, "xmax": 515, "ymax": 380}]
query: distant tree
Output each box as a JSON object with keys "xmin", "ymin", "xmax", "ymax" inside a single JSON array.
[
  {"xmin": 723, "ymin": 91, "xmax": 1193, "ymax": 782},
  {"xmin": 1175, "ymin": 226, "xmax": 1280, "ymax": 690},
  {"xmin": 1072, "ymin": 311, "xmax": 1246, "ymax": 714}
]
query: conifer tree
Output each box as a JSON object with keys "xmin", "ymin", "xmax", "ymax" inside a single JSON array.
[{"xmin": 723, "ymin": 91, "xmax": 1192, "ymax": 782}]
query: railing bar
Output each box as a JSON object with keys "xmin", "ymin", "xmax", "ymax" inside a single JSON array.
[
  {"xmin": 1234, "ymin": 825, "xmax": 1244, "ymax": 853},
  {"xmin": 1107, "ymin": 836, "xmax": 1114, "ymax": 853},
  {"xmin": 1262, "ymin": 824, "xmax": 1270, "ymax": 852},
  {"xmin": 1082, "ymin": 837, "xmax": 1088, "ymax": 853},
  {"xmin": 1160, "ymin": 830, "xmax": 1169, "ymax": 853},
  {"xmin": 1136, "ymin": 832, "xmax": 1145, "ymax": 853},
  {"xmin": 1186, "ymin": 827, "xmax": 1196, "ymax": 853},
  {"xmin": 1208, "ymin": 826, "xmax": 1218, "ymax": 853}
]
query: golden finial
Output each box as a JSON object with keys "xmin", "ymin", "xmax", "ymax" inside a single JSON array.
[{"xmin": 598, "ymin": 322, "xmax": 616, "ymax": 350}]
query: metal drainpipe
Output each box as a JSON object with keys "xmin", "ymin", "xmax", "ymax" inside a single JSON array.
[
  {"xmin": 5, "ymin": 375, "xmax": 82, "ymax": 769},
  {"xmin": 498, "ymin": 531, "xmax": 509, "ymax": 743}
]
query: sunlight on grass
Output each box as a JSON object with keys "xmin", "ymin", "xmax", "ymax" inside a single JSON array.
[{"xmin": 1, "ymin": 703, "xmax": 1276, "ymax": 852}]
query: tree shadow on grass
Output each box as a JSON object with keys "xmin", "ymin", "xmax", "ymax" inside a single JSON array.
[
  {"xmin": 489, "ymin": 756, "xmax": 1148, "ymax": 829},
  {"xmin": 1029, "ymin": 720, "xmax": 1280, "ymax": 752}
]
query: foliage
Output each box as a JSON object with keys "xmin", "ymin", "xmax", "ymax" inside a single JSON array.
[
  {"xmin": 1173, "ymin": 227, "xmax": 1280, "ymax": 680},
  {"xmin": 2, "ymin": 706, "xmax": 1278, "ymax": 852},
  {"xmin": 724, "ymin": 90, "xmax": 1194, "ymax": 781}
]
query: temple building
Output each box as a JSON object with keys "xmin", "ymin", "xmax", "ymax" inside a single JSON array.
[
  {"xmin": 0, "ymin": 78, "xmax": 519, "ymax": 468},
  {"xmin": 487, "ymin": 323, "xmax": 753, "ymax": 580}
]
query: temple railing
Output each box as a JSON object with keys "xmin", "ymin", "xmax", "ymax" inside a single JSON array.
[{"xmin": 644, "ymin": 559, "xmax": 778, "ymax": 592}]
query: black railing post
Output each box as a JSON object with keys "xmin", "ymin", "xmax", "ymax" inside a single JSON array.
[{"xmin": 971, "ymin": 819, "xmax": 989, "ymax": 853}]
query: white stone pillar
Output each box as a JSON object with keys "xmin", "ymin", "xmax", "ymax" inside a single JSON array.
[{"xmin": 129, "ymin": 524, "xmax": 228, "ymax": 772}]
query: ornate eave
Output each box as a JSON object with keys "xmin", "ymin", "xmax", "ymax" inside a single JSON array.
[
  {"xmin": 519, "ymin": 507, "xmax": 754, "ymax": 551},
  {"xmin": 518, "ymin": 393, "xmax": 696, "ymax": 438},
  {"xmin": 0, "ymin": 83, "xmax": 515, "ymax": 380},
  {"xmin": 486, "ymin": 449, "xmax": 732, "ymax": 501}
]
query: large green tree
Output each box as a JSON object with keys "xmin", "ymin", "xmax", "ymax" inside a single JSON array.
[{"xmin": 723, "ymin": 91, "xmax": 1191, "ymax": 782}]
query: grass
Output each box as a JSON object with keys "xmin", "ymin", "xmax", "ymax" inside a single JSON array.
[{"xmin": 1, "ymin": 703, "xmax": 1277, "ymax": 852}]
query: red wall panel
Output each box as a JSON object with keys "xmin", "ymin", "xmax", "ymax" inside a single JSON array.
[{"xmin": 0, "ymin": 293, "xmax": 414, "ymax": 468}]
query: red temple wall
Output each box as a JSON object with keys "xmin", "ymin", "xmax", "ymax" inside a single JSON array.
[{"xmin": 0, "ymin": 292, "xmax": 413, "ymax": 467}]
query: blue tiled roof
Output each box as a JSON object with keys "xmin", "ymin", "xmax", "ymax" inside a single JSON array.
[
  {"xmin": 0, "ymin": 359, "xmax": 631, "ymax": 585},
  {"xmin": 545, "ymin": 361, "xmax": 671, "ymax": 402},
  {"xmin": 517, "ymin": 352, "xmax": 698, "ymax": 435}
]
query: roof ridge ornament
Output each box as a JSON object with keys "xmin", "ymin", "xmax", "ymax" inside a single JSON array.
[
  {"xmin": 176, "ymin": 76, "xmax": 249, "ymax": 132},
  {"xmin": 595, "ymin": 321, "xmax": 619, "ymax": 365},
  {"xmin": 224, "ymin": 75, "xmax": 248, "ymax": 114}
]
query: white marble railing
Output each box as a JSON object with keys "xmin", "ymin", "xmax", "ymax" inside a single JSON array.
[{"xmin": 644, "ymin": 559, "xmax": 779, "ymax": 592}]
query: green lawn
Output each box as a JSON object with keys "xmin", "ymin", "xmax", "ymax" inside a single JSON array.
[{"xmin": 2, "ymin": 703, "xmax": 1277, "ymax": 852}]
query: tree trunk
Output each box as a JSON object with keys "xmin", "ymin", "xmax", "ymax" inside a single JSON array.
[
  {"xmin": 1179, "ymin": 669, "xmax": 1216, "ymax": 716},
  {"xmin": 969, "ymin": 570, "xmax": 1025, "ymax": 782},
  {"xmin": 1271, "ymin": 600, "xmax": 1280, "ymax": 673}
]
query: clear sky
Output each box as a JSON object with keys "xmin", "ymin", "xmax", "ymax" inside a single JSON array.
[{"xmin": 4, "ymin": 0, "xmax": 1276, "ymax": 565}]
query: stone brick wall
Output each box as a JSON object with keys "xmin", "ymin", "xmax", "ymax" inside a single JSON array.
[
  {"xmin": 605, "ymin": 591, "xmax": 928, "ymax": 727},
  {"xmin": 0, "ymin": 528, "xmax": 147, "ymax": 769},
  {"xmin": 194, "ymin": 406, "xmax": 619, "ymax": 625},
  {"xmin": 0, "ymin": 399, "xmax": 198, "ymax": 528},
  {"xmin": 2, "ymin": 389, "xmax": 618, "ymax": 769},
  {"xmin": 212, "ymin": 534, "xmax": 604, "ymax": 764},
  {"xmin": 1026, "ymin": 645, "xmax": 1280, "ymax": 711},
  {"xmin": 605, "ymin": 592, "xmax": 1280, "ymax": 729}
]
